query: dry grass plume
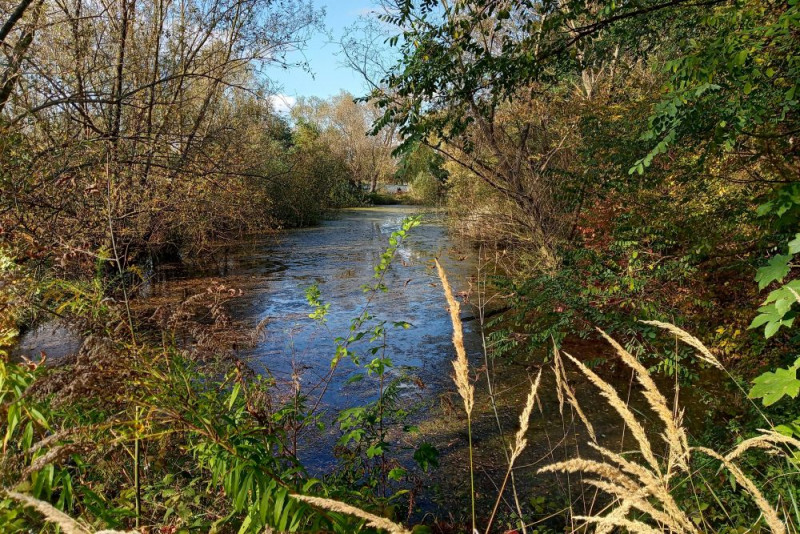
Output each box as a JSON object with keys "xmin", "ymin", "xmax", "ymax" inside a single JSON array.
[
  {"xmin": 541, "ymin": 324, "xmax": 794, "ymax": 534},
  {"xmin": 435, "ymin": 259, "xmax": 474, "ymax": 415},
  {"xmin": 293, "ymin": 494, "xmax": 411, "ymax": 534},
  {"xmin": 553, "ymin": 341, "xmax": 596, "ymax": 441},
  {"xmin": 4, "ymin": 490, "xmax": 135, "ymax": 534},
  {"xmin": 596, "ymin": 328, "xmax": 689, "ymax": 473},
  {"xmin": 511, "ymin": 369, "xmax": 542, "ymax": 463},
  {"xmin": 561, "ymin": 351, "xmax": 661, "ymax": 474},
  {"xmin": 639, "ymin": 320, "xmax": 723, "ymax": 370}
]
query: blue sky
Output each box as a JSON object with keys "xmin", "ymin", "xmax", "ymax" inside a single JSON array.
[{"xmin": 265, "ymin": 1, "xmax": 378, "ymax": 111}]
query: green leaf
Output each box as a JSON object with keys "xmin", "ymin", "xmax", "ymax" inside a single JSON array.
[
  {"xmin": 749, "ymin": 358, "xmax": 800, "ymax": 406},
  {"xmin": 756, "ymin": 255, "xmax": 791, "ymax": 290},
  {"xmin": 765, "ymin": 319, "xmax": 790, "ymax": 338},
  {"xmin": 227, "ymin": 383, "xmax": 241, "ymax": 409},
  {"xmin": 750, "ymin": 280, "xmax": 800, "ymax": 337},
  {"xmin": 28, "ymin": 408, "xmax": 50, "ymax": 430},
  {"xmin": 4, "ymin": 404, "xmax": 19, "ymax": 447},
  {"xmin": 345, "ymin": 373, "xmax": 364, "ymax": 385},
  {"xmin": 756, "ymin": 201, "xmax": 774, "ymax": 217},
  {"xmin": 366, "ymin": 443, "xmax": 384, "ymax": 458},
  {"xmin": 388, "ymin": 467, "xmax": 407, "ymax": 481},
  {"xmin": 412, "ymin": 442, "xmax": 439, "ymax": 472},
  {"xmin": 274, "ymin": 489, "xmax": 287, "ymax": 528},
  {"xmin": 236, "ymin": 513, "xmax": 252, "ymax": 534},
  {"xmin": 776, "ymin": 418, "xmax": 800, "ymax": 437},
  {"xmin": 751, "ymin": 280, "xmax": 800, "ymax": 338},
  {"xmin": 788, "ymin": 234, "xmax": 800, "ymax": 255}
]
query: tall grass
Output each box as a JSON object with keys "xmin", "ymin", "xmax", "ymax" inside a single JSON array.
[
  {"xmin": 540, "ymin": 322, "xmax": 799, "ymax": 533},
  {"xmin": 434, "ymin": 259, "xmax": 477, "ymax": 532},
  {"xmin": 433, "ymin": 263, "xmax": 798, "ymax": 533},
  {"xmin": 5, "ymin": 263, "xmax": 798, "ymax": 534},
  {"xmin": 292, "ymin": 495, "xmax": 411, "ymax": 534},
  {"xmin": 3, "ymin": 490, "xmax": 133, "ymax": 534}
]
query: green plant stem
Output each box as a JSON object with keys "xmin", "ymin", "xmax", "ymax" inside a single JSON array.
[
  {"xmin": 467, "ymin": 413, "xmax": 475, "ymax": 533},
  {"xmin": 305, "ymin": 216, "xmax": 420, "ymax": 419},
  {"xmin": 134, "ymin": 406, "xmax": 141, "ymax": 529},
  {"xmin": 485, "ymin": 464, "xmax": 513, "ymax": 534},
  {"xmin": 379, "ymin": 360, "xmax": 386, "ymax": 500},
  {"xmin": 105, "ymin": 159, "xmax": 135, "ymax": 347}
]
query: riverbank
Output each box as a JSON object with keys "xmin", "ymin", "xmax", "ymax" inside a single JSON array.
[
  {"xmin": 3, "ymin": 206, "xmax": 795, "ymax": 533},
  {"xmin": 12, "ymin": 207, "xmax": 483, "ymax": 487}
]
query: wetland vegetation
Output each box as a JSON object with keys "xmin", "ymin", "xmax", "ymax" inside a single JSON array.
[{"xmin": 1, "ymin": 0, "xmax": 800, "ymax": 533}]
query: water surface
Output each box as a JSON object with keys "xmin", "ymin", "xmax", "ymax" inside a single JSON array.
[
  {"xmin": 15, "ymin": 206, "xmax": 721, "ymax": 524},
  {"xmin": 143, "ymin": 206, "xmax": 483, "ymax": 470}
]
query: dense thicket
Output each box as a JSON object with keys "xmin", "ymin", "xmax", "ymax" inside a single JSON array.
[
  {"xmin": 362, "ymin": 2, "xmax": 800, "ymax": 528},
  {"xmin": 0, "ymin": 0, "xmax": 404, "ymax": 277},
  {"xmin": 369, "ymin": 0, "xmax": 800, "ymax": 372}
]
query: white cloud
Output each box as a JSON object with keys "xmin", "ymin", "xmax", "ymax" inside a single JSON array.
[{"xmin": 268, "ymin": 94, "xmax": 296, "ymax": 115}]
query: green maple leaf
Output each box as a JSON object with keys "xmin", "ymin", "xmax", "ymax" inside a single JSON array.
[
  {"xmin": 366, "ymin": 443, "xmax": 385, "ymax": 458},
  {"xmin": 756, "ymin": 254, "xmax": 791, "ymax": 290},
  {"xmin": 750, "ymin": 280, "xmax": 800, "ymax": 337},
  {"xmin": 750, "ymin": 304, "xmax": 796, "ymax": 338},
  {"xmin": 766, "ymin": 280, "xmax": 800, "ymax": 311},
  {"xmin": 789, "ymin": 233, "xmax": 800, "ymax": 255},
  {"xmin": 776, "ymin": 418, "xmax": 800, "ymax": 438},
  {"xmin": 749, "ymin": 358, "xmax": 800, "ymax": 406}
]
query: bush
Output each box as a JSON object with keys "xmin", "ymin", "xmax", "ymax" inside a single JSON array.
[
  {"xmin": 363, "ymin": 191, "xmax": 401, "ymax": 205},
  {"xmin": 409, "ymin": 172, "xmax": 441, "ymax": 206}
]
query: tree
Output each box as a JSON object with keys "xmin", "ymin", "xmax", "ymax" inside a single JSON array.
[
  {"xmin": 395, "ymin": 141, "xmax": 447, "ymax": 185},
  {"xmin": 0, "ymin": 0, "xmax": 324, "ymax": 264},
  {"xmin": 367, "ymin": 0, "xmax": 722, "ymax": 260},
  {"xmin": 293, "ymin": 92, "xmax": 397, "ymax": 193}
]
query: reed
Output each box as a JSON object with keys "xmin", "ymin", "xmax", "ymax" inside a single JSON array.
[
  {"xmin": 435, "ymin": 258, "xmax": 476, "ymax": 532},
  {"xmin": 430, "ymin": 265, "xmax": 794, "ymax": 533},
  {"xmin": 4, "ymin": 490, "xmax": 135, "ymax": 534},
  {"xmin": 434, "ymin": 259, "xmax": 474, "ymax": 416},
  {"xmin": 292, "ymin": 495, "xmax": 411, "ymax": 534},
  {"xmin": 484, "ymin": 369, "xmax": 542, "ymax": 534},
  {"xmin": 540, "ymin": 322, "xmax": 795, "ymax": 534},
  {"xmin": 595, "ymin": 328, "xmax": 689, "ymax": 473},
  {"xmin": 639, "ymin": 320, "xmax": 723, "ymax": 370},
  {"xmin": 561, "ymin": 350, "xmax": 661, "ymax": 474},
  {"xmin": 693, "ymin": 448, "xmax": 785, "ymax": 534},
  {"xmin": 553, "ymin": 340, "xmax": 596, "ymax": 441}
]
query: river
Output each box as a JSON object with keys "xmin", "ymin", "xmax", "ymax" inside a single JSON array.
[
  {"xmin": 17, "ymin": 206, "xmax": 482, "ymax": 466},
  {"xmin": 14, "ymin": 205, "xmax": 716, "ymax": 526},
  {"xmin": 161, "ymin": 206, "xmax": 482, "ymax": 471}
]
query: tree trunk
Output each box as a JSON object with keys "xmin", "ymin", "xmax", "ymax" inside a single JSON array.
[
  {"xmin": 0, "ymin": 0, "xmax": 35, "ymax": 43},
  {"xmin": 0, "ymin": 0, "xmax": 43, "ymax": 114}
]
